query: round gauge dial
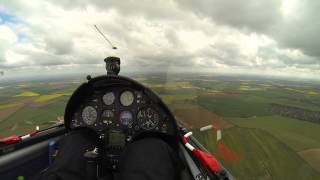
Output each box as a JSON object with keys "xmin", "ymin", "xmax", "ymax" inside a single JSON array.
[
  {"xmin": 82, "ymin": 106, "xmax": 97, "ymax": 125},
  {"xmin": 101, "ymin": 110, "xmax": 114, "ymax": 124},
  {"xmin": 119, "ymin": 111, "xmax": 133, "ymax": 126},
  {"xmin": 120, "ymin": 91, "xmax": 134, "ymax": 106},
  {"xmin": 103, "ymin": 92, "xmax": 115, "ymax": 105},
  {"xmin": 137, "ymin": 107, "xmax": 160, "ymax": 130}
]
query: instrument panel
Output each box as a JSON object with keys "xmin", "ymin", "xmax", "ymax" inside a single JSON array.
[
  {"xmin": 64, "ymin": 75, "xmax": 177, "ymax": 170},
  {"xmin": 69, "ymin": 87, "xmax": 173, "ymax": 138}
]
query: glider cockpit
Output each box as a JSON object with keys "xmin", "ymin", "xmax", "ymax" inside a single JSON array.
[{"xmin": 64, "ymin": 73, "xmax": 178, "ymax": 171}]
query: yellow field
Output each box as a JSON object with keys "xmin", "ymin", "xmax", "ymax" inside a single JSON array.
[
  {"xmin": 240, "ymin": 82, "xmax": 250, "ymax": 85},
  {"xmin": 0, "ymin": 103, "xmax": 22, "ymax": 110},
  {"xmin": 239, "ymin": 85, "xmax": 264, "ymax": 91},
  {"xmin": 15, "ymin": 91, "xmax": 40, "ymax": 97},
  {"xmin": 308, "ymin": 91, "xmax": 318, "ymax": 95},
  {"xmin": 70, "ymin": 80, "xmax": 82, "ymax": 84},
  {"xmin": 17, "ymin": 84, "xmax": 28, "ymax": 87},
  {"xmin": 284, "ymin": 88, "xmax": 319, "ymax": 96},
  {"xmin": 34, "ymin": 93, "xmax": 71, "ymax": 103},
  {"xmin": 260, "ymin": 83, "xmax": 273, "ymax": 87},
  {"xmin": 133, "ymin": 77, "xmax": 147, "ymax": 81}
]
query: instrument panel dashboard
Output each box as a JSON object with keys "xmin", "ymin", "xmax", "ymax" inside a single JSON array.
[
  {"xmin": 69, "ymin": 86, "xmax": 174, "ymax": 138},
  {"xmin": 64, "ymin": 75, "xmax": 178, "ymax": 170}
]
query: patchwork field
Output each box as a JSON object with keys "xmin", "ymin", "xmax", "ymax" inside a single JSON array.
[
  {"xmin": 34, "ymin": 93, "xmax": 71, "ymax": 104},
  {"xmin": 143, "ymin": 76, "xmax": 320, "ymax": 179},
  {"xmin": 192, "ymin": 127, "xmax": 319, "ymax": 180},
  {"xmin": 1, "ymin": 75, "xmax": 320, "ymax": 179},
  {"xmin": 173, "ymin": 105, "xmax": 233, "ymax": 129},
  {"xmin": 15, "ymin": 91, "xmax": 40, "ymax": 97},
  {"xmin": 0, "ymin": 80, "xmax": 77, "ymax": 138},
  {"xmin": 226, "ymin": 116, "xmax": 320, "ymax": 151}
]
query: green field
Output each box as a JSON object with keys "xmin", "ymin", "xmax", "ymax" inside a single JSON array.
[
  {"xmin": 0, "ymin": 81, "xmax": 75, "ymax": 138},
  {"xmin": 226, "ymin": 116, "xmax": 320, "ymax": 151},
  {"xmin": 146, "ymin": 77, "xmax": 320, "ymax": 178},
  {"xmin": 197, "ymin": 95, "xmax": 272, "ymax": 117},
  {"xmin": 192, "ymin": 127, "xmax": 319, "ymax": 180},
  {"xmin": 1, "ymin": 75, "xmax": 320, "ymax": 179}
]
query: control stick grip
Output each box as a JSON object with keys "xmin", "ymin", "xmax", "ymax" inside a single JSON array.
[{"xmin": 84, "ymin": 148, "xmax": 99, "ymax": 180}]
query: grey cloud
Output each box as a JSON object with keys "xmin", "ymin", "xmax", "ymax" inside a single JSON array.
[
  {"xmin": 278, "ymin": 53, "xmax": 318, "ymax": 66},
  {"xmin": 2, "ymin": 0, "xmax": 320, "ymax": 79},
  {"xmin": 165, "ymin": 30, "xmax": 182, "ymax": 48},
  {"xmin": 256, "ymin": 45, "xmax": 318, "ymax": 68},
  {"xmin": 51, "ymin": 0, "xmax": 184, "ymax": 20},
  {"xmin": 28, "ymin": 50, "xmax": 103, "ymax": 67},
  {"xmin": 18, "ymin": 51, "xmax": 67, "ymax": 66},
  {"xmin": 175, "ymin": 0, "xmax": 320, "ymax": 60},
  {"xmin": 45, "ymin": 36, "xmax": 74, "ymax": 55},
  {"xmin": 175, "ymin": 0, "xmax": 282, "ymax": 32},
  {"xmin": 134, "ymin": 53, "xmax": 195, "ymax": 67},
  {"xmin": 202, "ymin": 43, "xmax": 250, "ymax": 67},
  {"xmin": 272, "ymin": 1, "xmax": 320, "ymax": 58}
]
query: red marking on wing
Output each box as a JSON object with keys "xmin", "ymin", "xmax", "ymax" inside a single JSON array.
[{"xmin": 217, "ymin": 141, "xmax": 241, "ymax": 164}]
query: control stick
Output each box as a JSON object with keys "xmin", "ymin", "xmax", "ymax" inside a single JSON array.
[{"xmin": 84, "ymin": 147, "xmax": 100, "ymax": 180}]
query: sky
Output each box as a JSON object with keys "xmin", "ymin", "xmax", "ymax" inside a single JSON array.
[{"xmin": 0, "ymin": 0, "xmax": 320, "ymax": 80}]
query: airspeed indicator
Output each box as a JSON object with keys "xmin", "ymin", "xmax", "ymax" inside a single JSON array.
[{"xmin": 82, "ymin": 106, "xmax": 97, "ymax": 125}]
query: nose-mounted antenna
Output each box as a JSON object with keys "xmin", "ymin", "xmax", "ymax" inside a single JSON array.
[{"xmin": 93, "ymin": 25, "xmax": 120, "ymax": 75}]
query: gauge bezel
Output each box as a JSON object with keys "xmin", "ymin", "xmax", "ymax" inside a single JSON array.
[
  {"xmin": 137, "ymin": 107, "xmax": 160, "ymax": 130},
  {"xmin": 102, "ymin": 92, "xmax": 115, "ymax": 105},
  {"xmin": 119, "ymin": 90, "xmax": 135, "ymax": 107},
  {"xmin": 101, "ymin": 109, "xmax": 114, "ymax": 124},
  {"xmin": 119, "ymin": 110, "xmax": 134, "ymax": 126},
  {"xmin": 81, "ymin": 105, "xmax": 98, "ymax": 125}
]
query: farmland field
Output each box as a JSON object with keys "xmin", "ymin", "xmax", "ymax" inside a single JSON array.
[
  {"xmin": 1, "ymin": 74, "xmax": 320, "ymax": 179},
  {"xmin": 140, "ymin": 75, "xmax": 320, "ymax": 179},
  {"xmin": 0, "ymin": 79, "xmax": 78, "ymax": 138}
]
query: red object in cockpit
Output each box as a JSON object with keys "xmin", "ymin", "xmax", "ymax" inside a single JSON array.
[
  {"xmin": 182, "ymin": 132, "xmax": 221, "ymax": 174},
  {"xmin": 193, "ymin": 148, "xmax": 221, "ymax": 173}
]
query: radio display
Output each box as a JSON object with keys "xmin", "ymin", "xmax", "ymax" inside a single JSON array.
[{"xmin": 109, "ymin": 131, "xmax": 126, "ymax": 147}]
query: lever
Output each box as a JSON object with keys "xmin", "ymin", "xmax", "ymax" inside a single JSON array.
[{"xmin": 84, "ymin": 147, "xmax": 100, "ymax": 180}]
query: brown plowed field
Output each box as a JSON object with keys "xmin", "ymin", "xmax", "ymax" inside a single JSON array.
[
  {"xmin": 0, "ymin": 105, "xmax": 23, "ymax": 122},
  {"xmin": 173, "ymin": 105, "xmax": 234, "ymax": 129},
  {"xmin": 299, "ymin": 148, "xmax": 320, "ymax": 173},
  {"xmin": 0, "ymin": 97, "xmax": 35, "ymax": 122}
]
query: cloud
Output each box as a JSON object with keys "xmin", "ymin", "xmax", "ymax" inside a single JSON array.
[
  {"xmin": 45, "ymin": 35, "xmax": 74, "ymax": 55},
  {"xmin": 0, "ymin": 0, "xmax": 320, "ymax": 80},
  {"xmin": 0, "ymin": 25, "xmax": 17, "ymax": 64},
  {"xmin": 175, "ymin": 0, "xmax": 320, "ymax": 60},
  {"xmin": 273, "ymin": 1, "xmax": 320, "ymax": 58},
  {"xmin": 176, "ymin": 0, "xmax": 282, "ymax": 32}
]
